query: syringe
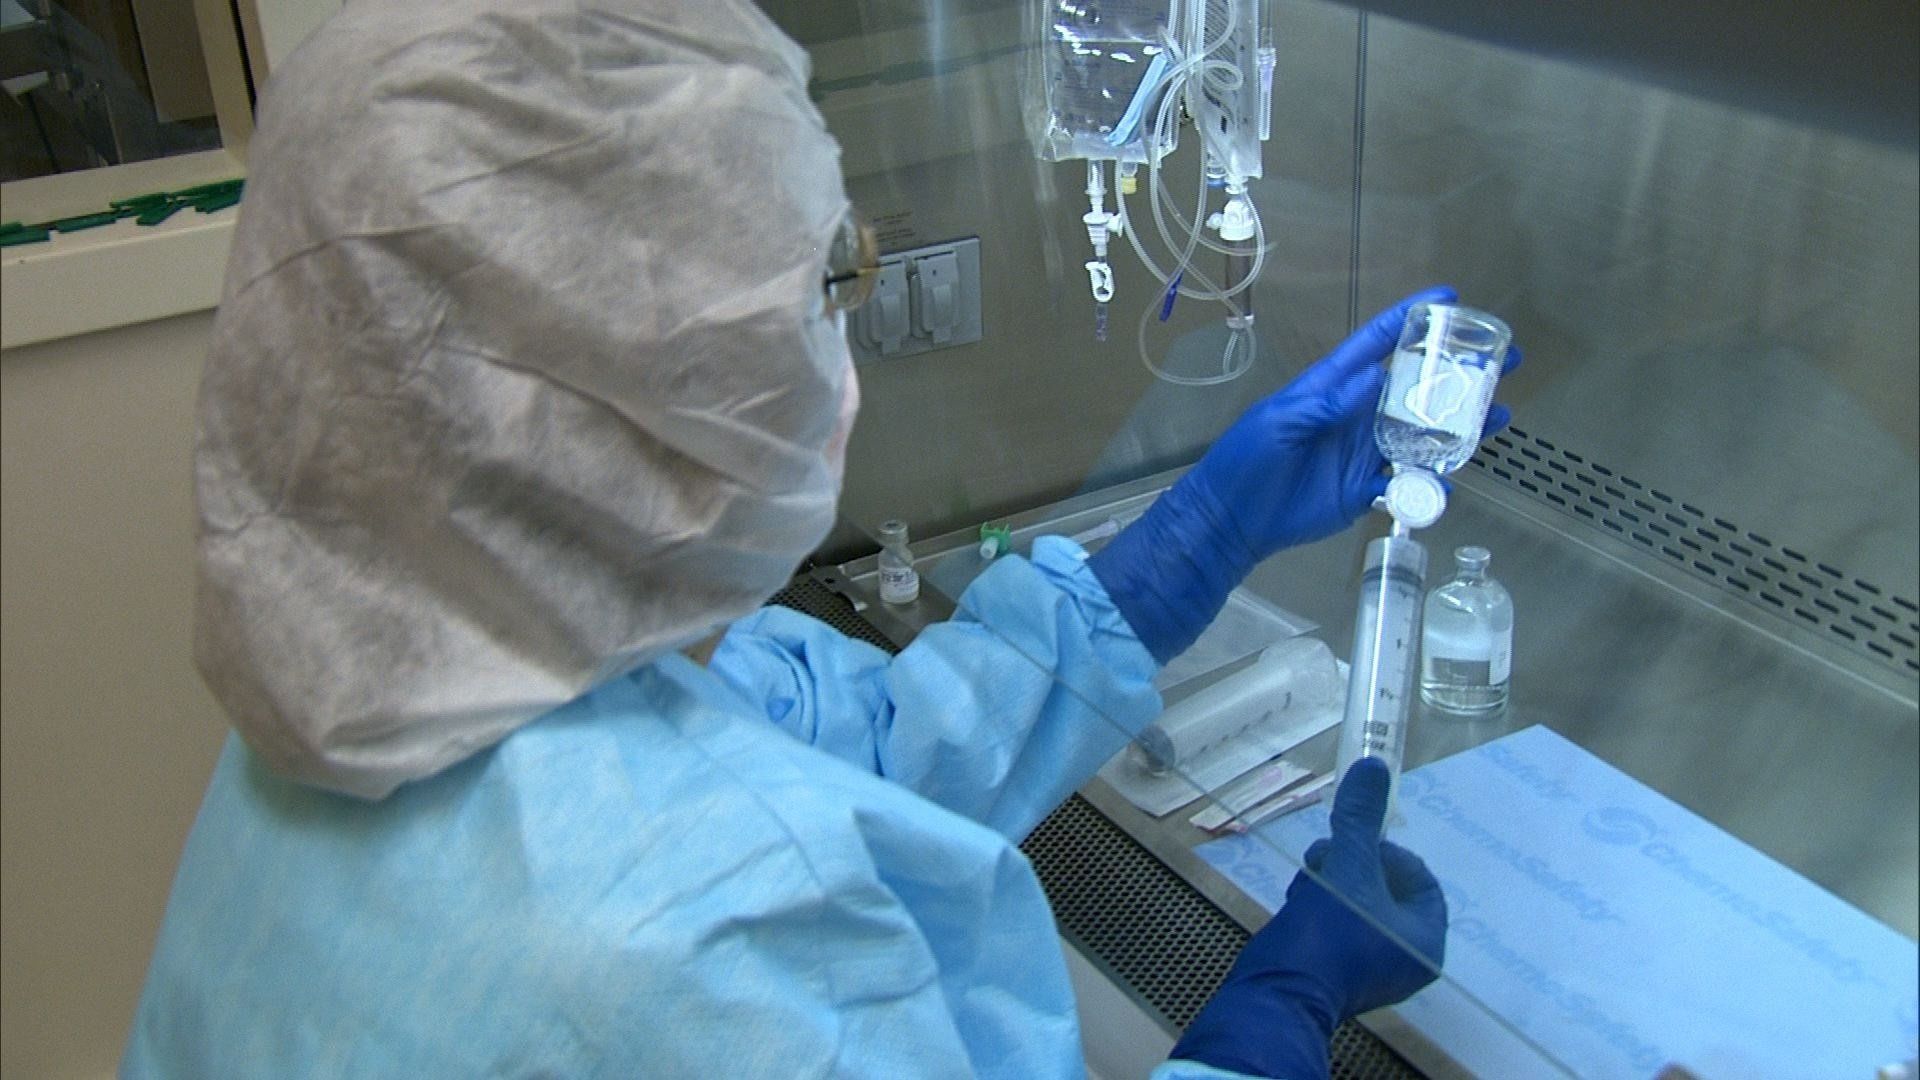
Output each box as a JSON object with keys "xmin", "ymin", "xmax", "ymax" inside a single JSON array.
[
  {"xmin": 1330, "ymin": 301, "xmax": 1507, "ymax": 820},
  {"xmin": 1334, "ymin": 527, "xmax": 1430, "ymax": 819}
]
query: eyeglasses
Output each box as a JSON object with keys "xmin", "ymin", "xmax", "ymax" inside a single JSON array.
[{"xmin": 822, "ymin": 208, "xmax": 879, "ymax": 314}]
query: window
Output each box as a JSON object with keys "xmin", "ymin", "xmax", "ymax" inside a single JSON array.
[
  {"xmin": 1, "ymin": 0, "xmax": 266, "ymax": 348},
  {"xmin": 1, "ymin": 0, "xmax": 252, "ymax": 227},
  {"xmin": 1, "ymin": 0, "xmax": 233, "ymax": 180}
]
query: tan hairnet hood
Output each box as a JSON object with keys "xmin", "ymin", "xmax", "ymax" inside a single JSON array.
[{"xmin": 193, "ymin": 0, "xmax": 854, "ymax": 798}]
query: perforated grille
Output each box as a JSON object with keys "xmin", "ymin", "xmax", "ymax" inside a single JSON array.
[
  {"xmin": 768, "ymin": 578, "xmax": 1424, "ymax": 1077},
  {"xmin": 1021, "ymin": 794, "xmax": 1245, "ymax": 1029},
  {"xmin": 1024, "ymin": 797, "xmax": 1419, "ymax": 1076},
  {"xmin": 1473, "ymin": 427, "xmax": 1920, "ymax": 678},
  {"xmin": 768, "ymin": 576, "xmax": 899, "ymax": 653},
  {"xmin": 1331, "ymin": 1022, "xmax": 1427, "ymax": 1079}
]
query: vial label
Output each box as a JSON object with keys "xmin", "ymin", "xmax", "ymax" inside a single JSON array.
[
  {"xmin": 1425, "ymin": 656, "xmax": 1492, "ymax": 688},
  {"xmin": 879, "ymin": 565, "xmax": 919, "ymax": 605},
  {"xmin": 1490, "ymin": 635, "xmax": 1512, "ymax": 685},
  {"xmin": 1375, "ymin": 349, "xmax": 1497, "ymax": 475},
  {"xmin": 1382, "ymin": 350, "xmax": 1491, "ymax": 432}
]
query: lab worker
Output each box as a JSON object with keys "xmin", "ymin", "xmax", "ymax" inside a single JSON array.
[{"xmin": 124, "ymin": 2, "xmax": 1514, "ymax": 1077}]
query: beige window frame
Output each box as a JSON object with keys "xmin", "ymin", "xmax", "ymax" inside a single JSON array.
[{"xmin": 0, "ymin": 0, "xmax": 339, "ymax": 348}]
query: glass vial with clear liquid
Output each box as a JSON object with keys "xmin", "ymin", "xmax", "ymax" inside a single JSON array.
[
  {"xmin": 1420, "ymin": 546, "xmax": 1513, "ymax": 715},
  {"xmin": 1373, "ymin": 304, "xmax": 1511, "ymax": 479},
  {"xmin": 877, "ymin": 520, "xmax": 920, "ymax": 605}
]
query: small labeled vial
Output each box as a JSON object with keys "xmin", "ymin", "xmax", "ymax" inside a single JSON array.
[
  {"xmin": 1420, "ymin": 546, "xmax": 1512, "ymax": 715},
  {"xmin": 877, "ymin": 519, "xmax": 920, "ymax": 605}
]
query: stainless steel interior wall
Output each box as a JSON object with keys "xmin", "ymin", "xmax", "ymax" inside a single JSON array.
[
  {"xmin": 1350, "ymin": 15, "xmax": 1920, "ymax": 599},
  {"xmin": 764, "ymin": 1, "xmax": 1919, "ymax": 600},
  {"xmin": 765, "ymin": 0, "xmax": 1367, "ymax": 560}
]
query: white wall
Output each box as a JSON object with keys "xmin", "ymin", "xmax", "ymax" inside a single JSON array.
[
  {"xmin": 0, "ymin": 3, "xmax": 312, "ymax": 1069},
  {"xmin": 1, "ymin": 310, "xmax": 229, "ymax": 1080}
]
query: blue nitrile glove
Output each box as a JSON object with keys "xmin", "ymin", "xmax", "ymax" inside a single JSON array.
[
  {"xmin": 1088, "ymin": 287, "xmax": 1521, "ymax": 663},
  {"xmin": 1168, "ymin": 758, "xmax": 1448, "ymax": 1079}
]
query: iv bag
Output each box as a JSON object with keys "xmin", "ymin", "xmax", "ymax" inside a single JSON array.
[
  {"xmin": 1028, "ymin": 0, "xmax": 1267, "ymax": 182},
  {"xmin": 1026, "ymin": 0, "xmax": 1177, "ymax": 165},
  {"xmin": 1191, "ymin": 0, "xmax": 1269, "ymax": 185}
]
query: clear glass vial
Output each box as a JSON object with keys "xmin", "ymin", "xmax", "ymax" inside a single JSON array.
[
  {"xmin": 1420, "ymin": 545, "xmax": 1512, "ymax": 715},
  {"xmin": 877, "ymin": 520, "xmax": 920, "ymax": 605},
  {"xmin": 1374, "ymin": 303, "xmax": 1511, "ymax": 478}
]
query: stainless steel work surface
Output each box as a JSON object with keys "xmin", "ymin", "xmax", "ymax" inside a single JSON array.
[
  {"xmin": 832, "ymin": 466, "xmax": 1918, "ymax": 937},
  {"xmin": 1259, "ymin": 482, "xmax": 1918, "ymax": 938},
  {"xmin": 824, "ymin": 457, "xmax": 1918, "ymax": 1073}
]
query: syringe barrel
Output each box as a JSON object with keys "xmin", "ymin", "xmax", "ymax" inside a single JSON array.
[
  {"xmin": 1128, "ymin": 638, "xmax": 1341, "ymax": 773},
  {"xmin": 1336, "ymin": 535, "xmax": 1430, "ymax": 803}
]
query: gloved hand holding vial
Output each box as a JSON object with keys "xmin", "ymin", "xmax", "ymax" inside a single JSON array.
[
  {"xmin": 1376, "ymin": 303, "xmax": 1514, "ymax": 528},
  {"xmin": 1336, "ymin": 302, "xmax": 1513, "ymax": 814}
]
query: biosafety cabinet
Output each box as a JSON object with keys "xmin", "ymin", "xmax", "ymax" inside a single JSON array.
[{"xmin": 762, "ymin": 0, "xmax": 1919, "ymax": 1075}]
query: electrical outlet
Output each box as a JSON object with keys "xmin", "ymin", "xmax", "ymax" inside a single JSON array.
[{"xmin": 850, "ymin": 236, "xmax": 981, "ymax": 362}]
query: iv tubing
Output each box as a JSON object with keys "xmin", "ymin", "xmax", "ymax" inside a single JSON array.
[
  {"xmin": 1129, "ymin": 58, "xmax": 1265, "ymax": 298},
  {"xmin": 1103, "ymin": 0, "xmax": 1267, "ymax": 385},
  {"xmin": 1136, "ymin": 62, "xmax": 1261, "ymax": 382}
]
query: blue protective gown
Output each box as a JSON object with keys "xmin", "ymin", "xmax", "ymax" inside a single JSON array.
[{"xmin": 123, "ymin": 539, "xmax": 1245, "ymax": 1077}]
